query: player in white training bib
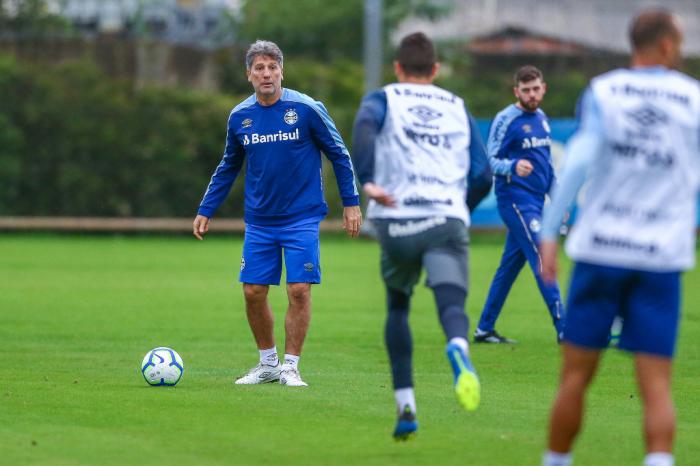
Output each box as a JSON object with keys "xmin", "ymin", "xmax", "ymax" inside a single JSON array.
[{"xmin": 539, "ymin": 10, "xmax": 700, "ymax": 466}]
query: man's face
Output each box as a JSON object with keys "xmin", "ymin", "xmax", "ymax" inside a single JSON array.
[
  {"xmin": 247, "ymin": 55, "xmax": 283, "ymax": 99},
  {"xmin": 514, "ymin": 78, "xmax": 546, "ymax": 111}
]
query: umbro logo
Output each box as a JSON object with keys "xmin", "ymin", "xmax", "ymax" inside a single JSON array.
[
  {"xmin": 626, "ymin": 105, "xmax": 668, "ymax": 128},
  {"xmin": 408, "ymin": 105, "xmax": 442, "ymax": 123},
  {"xmin": 258, "ymin": 372, "xmax": 272, "ymax": 378},
  {"xmin": 241, "ymin": 118, "xmax": 252, "ymax": 128}
]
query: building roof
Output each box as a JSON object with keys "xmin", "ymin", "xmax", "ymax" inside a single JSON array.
[{"xmin": 467, "ymin": 27, "xmax": 593, "ymax": 56}]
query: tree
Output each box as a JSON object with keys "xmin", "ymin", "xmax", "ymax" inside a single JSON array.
[{"xmin": 236, "ymin": 0, "xmax": 453, "ymax": 61}]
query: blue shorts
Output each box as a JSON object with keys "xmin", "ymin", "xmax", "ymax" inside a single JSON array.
[
  {"xmin": 564, "ymin": 262, "xmax": 681, "ymax": 358},
  {"xmin": 239, "ymin": 220, "xmax": 321, "ymax": 285}
]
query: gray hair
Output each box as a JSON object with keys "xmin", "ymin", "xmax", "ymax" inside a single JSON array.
[{"xmin": 245, "ymin": 40, "xmax": 284, "ymax": 69}]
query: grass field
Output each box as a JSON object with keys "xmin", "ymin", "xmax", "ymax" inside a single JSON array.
[{"xmin": 1, "ymin": 233, "xmax": 699, "ymax": 466}]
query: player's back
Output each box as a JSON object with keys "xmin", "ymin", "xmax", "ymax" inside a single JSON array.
[
  {"xmin": 368, "ymin": 83, "xmax": 472, "ymax": 224},
  {"xmin": 566, "ymin": 67, "xmax": 700, "ymax": 271}
]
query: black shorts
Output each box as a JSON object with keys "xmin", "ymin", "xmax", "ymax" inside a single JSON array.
[{"xmin": 372, "ymin": 217, "xmax": 469, "ymax": 295}]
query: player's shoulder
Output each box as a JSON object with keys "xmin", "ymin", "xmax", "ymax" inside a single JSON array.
[
  {"xmin": 591, "ymin": 67, "xmax": 700, "ymax": 105},
  {"xmin": 664, "ymin": 69, "xmax": 700, "ymax": 92},
  {"xmin": 429, "ymin": 84, "xmax": 464, "ymax": 105},
  {"xmin": 493, "ymin": 104, "xmax": 522, "ymax": 129},
  {"xmin": 358, "ymin": 89, "xmax": 388, "ymax": 119},
  {"xmin": 230, "ymin": 94, "xmax": 257, "ymax": 117},
  {"xmin": 280, "ymin": 88, "xmax": 327, "ymax": 114},
  {"xmin": 361, "ymin": 88, "xmax": 387, "ymax": 105},
  {"xmin": 592, "ymin": 67, "xmax": 699, "ymax": 87}
]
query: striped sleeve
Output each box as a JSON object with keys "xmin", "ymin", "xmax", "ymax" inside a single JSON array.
[{"xmin": 487, "ymin": 107, "xmax": 519, "ymax": 175}]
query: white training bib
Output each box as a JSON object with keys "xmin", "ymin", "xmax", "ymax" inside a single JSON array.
[
  {"xmin": 566, "ymin": 68, "xmax": 700, "ymax": 271},
  {"xmin": 367, "ymin": 83, "xmax": 471, "ymax": 225}
]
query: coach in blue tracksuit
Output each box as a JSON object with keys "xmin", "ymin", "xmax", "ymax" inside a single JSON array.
[
  {"xmin": 193, "ymin": 40, "xmax": 362, "ymax": 387},
  {"xmin": 473, "ymin": 66, "xmax": 564, "ymax": 344}
]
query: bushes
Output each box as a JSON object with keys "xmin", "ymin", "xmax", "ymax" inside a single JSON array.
[
  {"xmin": 0, "ymin": 55, "xmax": 244, "ymax": 217},
  {"xmin": 0, "ymin": 54, "xmax": 369, "ymax": 218}
]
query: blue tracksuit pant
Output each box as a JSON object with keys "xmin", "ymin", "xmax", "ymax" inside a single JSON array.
[{"xmin": 477, "ymin": 201, "xmax": 564, "ymax": 337}]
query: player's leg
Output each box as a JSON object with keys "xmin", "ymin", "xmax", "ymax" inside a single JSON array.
[
  {"xmin": 636, "ymin": 355, "xmax": 675, "ymax": 465},
  {"xmin": 385, "ymin": 286, "xmax": 418, "ymax": 439},
  {"xmin": 284, "ymin": 283, "xmax": 312, "ymax": 357},
  {"xmin": 279, "ymin": 221, "xmax": 321, "ymax": 387},
  {"xmin": 620, "ymin": 270, "xmax": 680, "ymax": 465},
  {"xmin": 543, "ymin": 262, "xmax": 622, "ymax": 465},
  {"xmin": 372, "ymin": 219, "xmax": 423, "ymax": 440},
  {"xmin": 545, "ymin": 344, "xmax": 601, "ymax": 464},
  {"xmin": 510, "ymin": 204, "xmax": 565, "ymax": 340},
  {"xmin": 243, "ymin": 284, "xmax": 275, "ymax": 351},
  {"xmin": 475, "ymin": 228, "xmax": 526, "ymax": 342},
  {"xmin": 236, "ymin": 224, "xmax": 284, "ymax": 384},
  {"xmin": 423, "ymin": 218, "xmax": 479, "ymax": 411}
]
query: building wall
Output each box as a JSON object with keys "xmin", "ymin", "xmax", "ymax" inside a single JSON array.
[{"xmin": 396, "ymin": 0, "xmax": 700, "ymax": 56}]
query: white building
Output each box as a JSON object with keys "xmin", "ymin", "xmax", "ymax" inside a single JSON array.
[{"xmin": 396, "ymin": 0, "xmax": 700, "ymax": 56}]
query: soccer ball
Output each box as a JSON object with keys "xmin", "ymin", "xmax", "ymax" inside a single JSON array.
[{"xmin": 141, "ymin": 347, "xmax": 184, "ymax": 386}]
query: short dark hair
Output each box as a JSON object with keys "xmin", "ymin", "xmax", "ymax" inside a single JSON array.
[
  {"xmin": 396, "ymin": 32, "xmax": 436, "ymax": 77},
  {"xmin": 629, "ymin": 9, "xmax": 680, "ymax": 51},
  {"xmin": 514, "ymin": 65, "xmax": 543, "ymax": 86}
]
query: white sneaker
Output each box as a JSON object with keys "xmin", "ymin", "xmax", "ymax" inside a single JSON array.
[
  {"xmin": 234, "ymin": 362, "xmax": 281, "ymax": 385},
  {"xmin": 279, "ymin": 367, "xmax": 308, "ymax": 387}
]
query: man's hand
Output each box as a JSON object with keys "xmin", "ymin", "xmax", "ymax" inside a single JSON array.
[
  {"xmin": 539, "ymin": 240, "xmax": 559, "ymax": 284},
  {"xmin": 193, "ymin": 215, "xmax": 210, "ymax": 240},
  {"xmin": 515, "ymin": 159, "xmax": 534, "ymax": 177},
  {"xmin": 363, "ymin": 182, "xmax": 397, "ymax": 207},
  {"xmin": 343, "ymin": 206, "xmax": 362, "ymax": 237}
]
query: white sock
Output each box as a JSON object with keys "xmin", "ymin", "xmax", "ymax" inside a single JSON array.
[
  {"xmin": 394, "ymin": 387, "xmax": 416, "ymax": 414},
  {"xmin": 644, "ymin": 452, "xmax": 674, "ymax": 466},
  {"xmin": 542, "ymin": 451, "xmax": 572, "ymax": 466},
  {"xmin": 259, "ymin": 347, "xmax": 279, "ymax": 366},
  {"xmin": 282, "ymin": 354, "xmax": 299, "ymax": 370},
  {"xmin": 449, "ymin": 337, "xmax": 469, "ymax": 355}
]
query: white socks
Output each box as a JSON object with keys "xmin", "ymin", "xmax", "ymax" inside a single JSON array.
[
  {"xmin": 542, "ymin": 451, "xmax": 572, "ymax": 466},
  {"xmin": 395, "ymin": 387, "xmax": 416, "ymax": 414},
  {"xmin": 259, "ymin": 347, "xmax": 279, "ymax": 366},
  {"xmin": 282, "ymin": 354, "xmax": 300, "ymax": 370},
  {"xmin": 259, "ymin": 349, "xmax": 300, "ymax": 370},
  {"xmin": 644, "ymin": 453, "xmax": 674, "ymax": 466},
  {"xmin": 449, "ymin": 336, "xmax": 469, "ymax": 355}
]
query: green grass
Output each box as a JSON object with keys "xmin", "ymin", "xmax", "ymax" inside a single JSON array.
[{"xmin": 1, "ymin": 233, "xmax": 699, "ymax": 465}]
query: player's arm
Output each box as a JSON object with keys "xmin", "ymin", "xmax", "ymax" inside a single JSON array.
[
  {"xmin": 486, "ymin": 112, "xmax": 517, "ymax": 175},
  {"xmin": 351, "ymin": 90, "xmax": 396, "ymax": 207},
  {"xmin": 487, "ymin": 111, "xmax": 533, "ymax": 177},
  {"xmin": 308, "ymin": 101, "xmax": 362, "ymax": 237},
  {"xmin": 540, "ymin": 88, "xmax": 604, "ymax": 281},
  {"xmin": 193, "ymin": 112, "xmax": 246, "ymax": 240},
  {"xmin": 466, "ymin": 113, "xmax": 493, "ymax": 211}
]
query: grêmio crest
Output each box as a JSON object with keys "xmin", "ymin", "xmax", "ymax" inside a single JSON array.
[{"xmin": 284, "ymin": 109, "xmax": 298, "ymax": 125}]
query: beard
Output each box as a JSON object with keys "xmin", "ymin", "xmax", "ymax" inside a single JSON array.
[{"xmin": 518, "ymin": 97, "xmax": 541, "ymax": 111}]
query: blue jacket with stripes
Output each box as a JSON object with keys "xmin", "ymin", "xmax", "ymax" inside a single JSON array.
[
  {"xmin": 198, "ymin": 88, "xmax": 360, "ymax": 226},
  {"xmin": 488, "ymin": 104, "xmax": 555, "ymax": 207}
]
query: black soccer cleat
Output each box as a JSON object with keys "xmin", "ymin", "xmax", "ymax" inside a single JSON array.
[{"xmin": 473, "ymin": 329, "xmax": 517, "ymax": 344}]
